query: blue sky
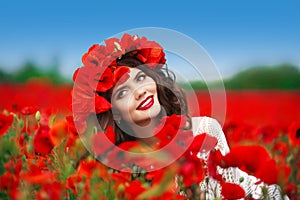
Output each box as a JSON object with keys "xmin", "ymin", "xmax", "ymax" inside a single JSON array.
[{"xmin": 0, "ymin": 0, "xmax": 299, "ymax": 80}]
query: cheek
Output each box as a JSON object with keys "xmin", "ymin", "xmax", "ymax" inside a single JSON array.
[
  {"xmin": 113, "ymin": 96, "xmax": 135, "ymax": 116},
  {"xmin": 146, "ymin": 81, "xmax": 157, "ymax": 93}
]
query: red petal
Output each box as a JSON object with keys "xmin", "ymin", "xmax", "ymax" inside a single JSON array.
[
  {"xmin": 221, "ymin": 182, "xmax": 245, "ymax": 200},
  {"xmin": 94, "ymin": 95, "xmax": 111, "ymax": 113}
]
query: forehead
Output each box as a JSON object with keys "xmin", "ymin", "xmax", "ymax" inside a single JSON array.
[{"xmin": 127, "ymin": 67, "xmax": 141, "ymax": 78}]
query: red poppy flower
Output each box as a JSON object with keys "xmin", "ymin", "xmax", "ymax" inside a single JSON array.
[
  {"xmin": 119, "ymin": 33, "xmax": 140, "ymax": 53},
  {"xmin": 72, "ymin": 67, "xmax": 91, "ymax": 90},
  {"xmin": 90, "ymin": 44, "xmax": 107, "ymax": 61},
  {"xmin": 73, "ymin": 33, "xmax": 167, "ymax": 117},
  {"xmin": 104, "ymin": 37, "xmax": 120, "ymax": 54},
  {"xmin": 254, "ymin": 125, "xmax": 280, "ymax": 144},
  {"xmin": 74, "ymin": 65, "xmax": 114, "ymax": 93},
  {"xmin": 91, "ymin": 126, "xmax": 116, "ymax": 155},
  {"xmin": 49, "ymin": 120, "xmax": 68, "ymax": 146},
  {"xmin": 277, "ymin": 162, "xmax": 291, "ymax": 186},
  {"xmin": 114, "ymin": 143, "xmax": 166, "ymax": 171},
  {"xmin": 65, "ymin": 115, "xmax": 79, "ymax": 134},
  {"xmin": 72, "ymin": 67, "xmax": 82, "ymax": 84},
  {"xmin": 120, "ymin": 141, "xmax": 145, "ymax": 152},
  {"xmin": 33, "ymin": 125, "xmax": 54, "ymax": 156},
  {"xmin": 118, "ymin": 33, "xmax": 133, "ymax": 52},
  {"xmin": 145, "ymin": 167, "xmax": 174, "ymax": 185},
  {"xmin": 66, "ymin": 174, "xmax": 83, "ymax": 195},
  {"xmin": 64, "ymin": 132, "xmax": 78, "ymax": 153},
  {"xmin": 21, "ymin": 164, "xmax": 57, "ymax": 185},
  {"xmin": 36, "ymin": 181, "xmax": 63, "ymax": 200},
  {"xmin": 94, "ymin": 94, "xmax": 112, "ymax": 113},
  {"xmin": 71, "ymin": 86, "xmax": 94, "ymax": 118},
  {"xmin": 113, "ymin": 66, "xmax": 130, "ymax": 86},
  {"xmin": 0, "ymin": 112, "xmax": 14, "ymax": 136},
  {"xmin": 136, "ymin": 39, "xmax": 166, "ymax": 68},
  {"xmin": 72, "ymin": 85, "xmax": 111, "ymax": 121},
  {"xmin": 106, "ymin": 141, "xmax": 144, "ymax": 168},
  {"xmin": 8, "ymin": 188, "xmax": 21, "ymax": 200},
  {"xmin": 102, "ymin": 56, "xmax": 120, "ymax": 70},
  {"xmin": 285, "ymin": 183, "xmax": 298, "ymax": 200},
  {"xmin": 4, "ymin": 159, "xmax": 22, "ymax": 176},
  {"xmin": 94, "ymin": 67, "xmax": 114, "ymax": 92},
  {"xmin": 271, "ymin": 141, "xmax": 288, "ymax": 158},
  {"xmin": 82, "ymin": 44, "xmax": 106, "ymax": 68},
  {"xmin": 137, "ymin": 167, "xmax": 179, "ymax": 199},
  {"xmin": 297, "ymin": 162, "xmax": 300, "ymax": 182},
  {"xmin": 21, "ymin": 105, "xmax": 38, "ymax": 115},
  {"xmin": 123, "ymin": 180, "xmax": 146, "ymax": 200},
  {"xmin": 111, "ymin": 170, "xmax": 131, "ymax": 185},
  {"xmin": 223, "ymin": 120, "xmax": 255, "ymax": 145},
  {"xmin": 288, "ymin": 121, "xmax": 300, "ymax": 146},
  {"xmin": 161, "ymin": 114, "xmax": 187, "ymax": 130},
  {"xmin": 179, "ymin": 158, "xmax": 205, "ymax": 187},
  {"xmin": 0, "ymin": 172, "xmax": 19, "ymax": 190},
  {"xmin": 149, "ymin": 192, "xmax": 185, "ymax": 200},
  {"xmin": 77, "ymin": 159, "xmax": 109, "ymax": 179},
  {"xmin": 254, "ymin": 159, "xmax": 278, "ymax": 185},
  {"xmin": 82, "ymin": 44, "xmax": 98, "ymax": 64},
  {"xmin": 154, "ymin": 123, "xmax": 177, "ymax": 147},
  {"xmin": 220, "ymin": 182, "xmax": 245, "ymax": 200},
  {"xmin": 173, "ymin": 129, "xmax": 194, "ymax": 151},
  {"xmin": 37, "ymin": 108, "xmax": 53, "ymax": 127},
  {"xmin": 66, "ymin": 115, "xmax": 86, "ymax": 135},
  {"xmin": 207, "ymin": 149, "xmax": 223, "ymax": 182},
  {"xmin": 154, "ymin": 115, "xmax": 188, "ymax": 147},
  {"xmin": 221, "ymin": 145, "xmax": 271, "ymax": 174},
  {"xmin": 187, "ymin": 133, "xmax": 218, "ymax": 156}
]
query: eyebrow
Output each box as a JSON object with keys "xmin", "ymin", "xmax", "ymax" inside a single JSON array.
[
  {"xmin": 112, "ymin": 70, "xmax": 144, "ymax": 99},
  {"xmin": 134, "ymin": 71, "xmax": 144, "ymax": 81}
]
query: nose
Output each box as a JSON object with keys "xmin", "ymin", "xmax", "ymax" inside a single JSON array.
[{"xmin": 134, "ymin": 87, "xmax": 146, "ymax": 100}]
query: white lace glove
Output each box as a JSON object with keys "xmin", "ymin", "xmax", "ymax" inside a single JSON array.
[{"xmin": 192, "ymin": 116, "xmax": 285, "ymax": 199}]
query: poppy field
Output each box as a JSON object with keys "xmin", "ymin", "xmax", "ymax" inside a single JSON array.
[{"xmin": 0, "ymin": 80, "xmax": 299, "ymax": 199}]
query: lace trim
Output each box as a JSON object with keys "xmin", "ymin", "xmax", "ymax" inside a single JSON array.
[{"xmin": 192, "ymin": 117, "xmax": 285, "ymax": 199}]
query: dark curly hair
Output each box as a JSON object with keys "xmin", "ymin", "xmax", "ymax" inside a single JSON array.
[{"xmin": 97, "ymin": 54, "xmax": 191, "ymax": 145}]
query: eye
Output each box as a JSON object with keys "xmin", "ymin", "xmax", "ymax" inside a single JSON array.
[
  {"xmin": 117, "ymin": 89, "xmax": 127, "ymax": 99},
  {"xmin": 137, "ymin": 74, "xmax": 146, "ymax": 82}
]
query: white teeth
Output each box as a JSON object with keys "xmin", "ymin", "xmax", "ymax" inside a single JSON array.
[{"xmin": 140, "ymin": 97, "xmax": 151, "ymax": 108}]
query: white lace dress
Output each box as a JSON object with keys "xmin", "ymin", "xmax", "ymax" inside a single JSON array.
[{"xmin": 192, "ymin": 117, "xmax": 285, "ymax": 199}]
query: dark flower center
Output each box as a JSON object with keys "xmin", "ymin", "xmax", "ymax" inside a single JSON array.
[{"xmin": 296, "ymin": 129, "xmax": 300, "ymax": 139}]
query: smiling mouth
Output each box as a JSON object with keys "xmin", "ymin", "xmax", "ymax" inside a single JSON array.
[{"xmin": 136, "ymin": 95, "xmax": 154, "ymax": 110}]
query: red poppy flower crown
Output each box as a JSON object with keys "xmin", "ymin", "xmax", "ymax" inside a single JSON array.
[{"xmin": 72, "ymin": 33, "xmax": 167, "ymax": 121}]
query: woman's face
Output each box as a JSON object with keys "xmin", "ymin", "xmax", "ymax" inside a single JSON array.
[{"xmin": 111, "ymin": 67, "xmax": 161, "ymax": 126}]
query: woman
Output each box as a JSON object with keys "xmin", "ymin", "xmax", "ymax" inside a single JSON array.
[{"xmin": 72, "ymin": 33, "xmax": 283, "ymax": 199}]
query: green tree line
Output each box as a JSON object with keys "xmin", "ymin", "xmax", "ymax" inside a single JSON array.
[
  {"xmin": 1, "ymin": 62, "xmax": 300, "ymax": 89},
  {"xmin": 0, "ymin": 61, "xmax": 70, "ymax": 84},
  {"xmin": 187, "ymin": 63, "xmax": 300, "ymax": 90}
]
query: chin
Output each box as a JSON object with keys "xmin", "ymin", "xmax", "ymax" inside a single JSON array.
[
  {"xmin": 144, "ymin": 104, "xmax": 161, "ymax": 118},
  {"xmin": 133, "ymin": 105, "xmax": 162, "ymax": 124}
]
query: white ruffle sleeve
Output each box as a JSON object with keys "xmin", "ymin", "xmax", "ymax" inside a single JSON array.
[{"xmin": 192, "ymin": 116, "xmax": 285, "ymax": 199}]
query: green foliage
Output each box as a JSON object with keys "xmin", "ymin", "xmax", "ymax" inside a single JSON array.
[
  {"xmin": 0, "ymin": 61, "xmax": 70, "ymax": 84},
  {"xmin": 224, "ymin": 64, "xmax": 300, "ymax": 89},
  {"xmin": 0, "ymin": 131, "xmax": 19, "ymax": 175},
  {"xmin": 1, "ymin": 62, "xmax": 300, "ymax": 89},
  {"xmin": 186, "ymin": 63, "xmax": 300, "ymax": 90}
]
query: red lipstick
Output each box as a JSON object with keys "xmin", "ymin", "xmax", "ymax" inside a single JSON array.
[{"xmin": 136, "ymin": 95, "xmax": 154, "ymax": 110}]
